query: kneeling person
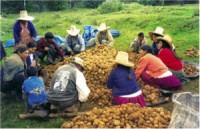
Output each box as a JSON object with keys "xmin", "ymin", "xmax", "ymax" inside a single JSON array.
[
  {"xmin": 22, "ymin": 66, "xmax": 47, "ymax": 112},
  {"xmin": 47, "ymin": 57, "xmax": 90, "ymax": 113}
]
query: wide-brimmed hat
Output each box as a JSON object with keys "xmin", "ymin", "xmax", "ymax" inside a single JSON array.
[
  {"xmin": 97, "ymin": 23, "xmax": 110, "ymax": 31},
  {"xmin": 157, "ymin": 35, "xmax": 173, "ymax": 49},
  {"xmin": 113, "ymin": 51, "xmax": 134, "ymax": 67},
  {"xmin": 71, "ymin": 57, "xmax": 84, "ymax": 70},
  {"xmin": 150, "ymin": 27, "xmax": 164, "ymax": 36},
  {"xmin": 67, "ymin": 25, "xmax": 80, "ymax": 36},
  {"xmin": 18, "ymin": 10, "xmax": 34, "ymax": 21}
]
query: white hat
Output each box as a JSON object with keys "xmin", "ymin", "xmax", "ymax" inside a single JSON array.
[
  {"xmin": 114, "ymin": 51, "xmax": 134, "ymax": 67},
  {"xmin": 97, "ymin": 22, "xmax": 110, "ymax": 31},
  {"xmin": 18, "ymin": 10, "xmax": 34, "ymax": 21},
  {"xmin": 71, "ymin": 57, "xmax": 84, "ymax": 70},
  {"xmin": 157, "ymin": 35, "xmax": 173, "ymax": 49},
  {"xmin": 150, "ymin": 27, "xmax": 164, "ymax": 36},
  {"xmin": 67, "ymin": 25, "xmax": 80, "ymax": 36}
]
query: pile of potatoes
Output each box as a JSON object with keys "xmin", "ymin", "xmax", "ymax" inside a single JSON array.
[
  {"xmin": 61, "ymin": 103, "xmax": 171, "ymax": 128},
  {"xmin": 138, "ymin": 80, "xmax": 162, "ymax": 105},
  {"xmin": 128, "ymin": 52, "xmax": 140, "ymax": 69},
  {"xmin": 184, "ymin": 63, "xmax": 199, "ymax": 76},
  {"xmin": 44, "ymin": 44, "xmax": 117, "ymax": 105},
  {"xmin": 185, "ymin": 46, "xmax": 199, "ymax": 57}
]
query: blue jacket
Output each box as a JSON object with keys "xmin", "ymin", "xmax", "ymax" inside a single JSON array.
[
  {"xmin": 23, "ymin": 76, "xmax": 47, "ymax": 106},
  {"xmin": 13, "ymin": 21, "xmax": 37, "ymax": 44},
  {"xmin": 107, "ymin": 65, "xmax": 140, "ymax": 97}
]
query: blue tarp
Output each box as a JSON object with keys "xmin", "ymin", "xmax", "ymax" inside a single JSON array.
[{"xmin": 4, "ymin": 35, "xmax": 65, "ymax": 48}]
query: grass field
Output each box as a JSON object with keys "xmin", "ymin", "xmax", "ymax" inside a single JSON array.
[{"xmin": 0, "ymin": 3, "xmax": 199, "ymax": 128}]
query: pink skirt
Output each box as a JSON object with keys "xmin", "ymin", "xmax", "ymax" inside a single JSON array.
[{"xmin": 113, "ymin": 94, "xmax": 146, "ymax": 107}]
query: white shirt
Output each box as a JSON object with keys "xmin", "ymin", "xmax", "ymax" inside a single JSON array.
[{"xmin": 75, "ymin": 68, "xmax": 90, "ymax": 102}]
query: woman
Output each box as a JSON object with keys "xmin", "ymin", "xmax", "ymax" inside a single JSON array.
[
  {"xmin": 1, "ymin": 45, "xmax": 29, "ymax": 100},
  {"xmin": 107, "ymin": 51, "xmax": 146, "ymax": 107},
  {"xmin": 156, "ymin": 35, "xmax": 189, "ymax": 84},
  {"xmin": 13, "ymin": 10, "xmax": 37, "ymax": 51},
  {"xmin": 26, "ymin": 41, "xmax": 37, "ymax": 67},
  {"xmin": 135, "ymin": 45, "xmax": 181, "ymax": 89}
]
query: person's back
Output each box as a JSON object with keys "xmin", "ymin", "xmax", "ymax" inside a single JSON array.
[
  {"xmin": 23, "ymin": 66, "xmax": 47, "ymax": 107},
  {"xmin": 47, "ymin": 64, "xmax": 78, "ymax": 107}
]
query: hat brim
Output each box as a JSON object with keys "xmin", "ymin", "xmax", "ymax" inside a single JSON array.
[
  {"xmin": 150, "ymin": 31, "xmax": 164, "ymax": 37},
  {"xmin": 67, "ymin": 29, "xmax": 80, "ymax": 36},
  {"xmin": 114, "ymin": 60, "xmax": 134, "ymax": 68},
  {"xmin": 18, "ymin": 16, "xmax": 34, "ymax": 21},
  {"xmin": 97, "ymin": 27, "xmax": 110, "ymax": 31},
  {"xmin": 72, "ymin": 61, "xmax": 85, "ymax": 70},
  {"xmin": 157, "ymin": 37, "xmax": 172, "ymax": 49}
]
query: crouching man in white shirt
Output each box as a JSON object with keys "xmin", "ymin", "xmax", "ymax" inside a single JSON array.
[{"xmin": 47, "ymin": 57, "xmax": 90, "ymax": 114}]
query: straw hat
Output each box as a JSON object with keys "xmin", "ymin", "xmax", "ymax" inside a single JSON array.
[
  {"xmin": 71, "ymin": 57, "xmax": 84, "ymax": 70},
  {"xmin": 18, "ymin": 10, "xmax": 34, "ymax": 21},
  {"xmin": 157, "ymin": 35, "xmax": 173, "ymax": 49},
  {"xmin": 114, "ymin": 51, "xmax": 134, "ymax": 67},
  {"xmin": 150, "ymin": 27, "xmax": 164, "ymax": 36},
  {"xmin": 67, "ymin": 25, "xmax": 80, "ymax": 36},
  {"xmin": 97, "ymin": 23, "xmax": 110, "ymax": 31}
]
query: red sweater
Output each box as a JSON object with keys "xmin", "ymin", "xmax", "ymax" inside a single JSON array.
[
  {"xmin": 36, "ymin": 37, "xmax": 64, "ymax": 57},
  {"xmin": 157, "ymin": 48, "xmax": 183, "ymax": 71}
]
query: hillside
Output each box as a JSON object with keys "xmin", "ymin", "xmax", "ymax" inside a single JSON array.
[{"xmin": 1, "ymin": 3, "xmax": 199, "ymax": 62}]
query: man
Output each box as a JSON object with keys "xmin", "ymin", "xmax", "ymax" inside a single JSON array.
[
  {"xmin": 130, "ymin": 32, "xmax": 147, "ymax": 53},
  {"xmin": 47, "ymin": 57, "xmax": 90, "ymax": 113},
  {"xmin": 86, "ymin": 22, "xmax": 114, "ymax": 48},
  {"xmin": 60, "ymin": 25, "xmax": 85, "ymax": 56},
  {"xmin": 36, "ymin": 32, "xmax": 64, "ymax": 64}
]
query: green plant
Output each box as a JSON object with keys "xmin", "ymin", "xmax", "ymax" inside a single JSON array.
[
  {"xmin": 98, "ymin": 0, "xmax": 123, "ymax": 14},
  {"xmin": 137, "ymin": 0, "xmax": 164, "ymax": 6}
]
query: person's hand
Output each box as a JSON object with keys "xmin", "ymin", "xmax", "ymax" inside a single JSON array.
[
  {"xmin": 44, "ymin": 47, "xmax": 49, "ymax": 51},
  {"xmin": 31, "ymin": 37, "xmax": 35, "ymax": 41},
  {"xmin": 31, "ymin": 60, "xmax": 37, "ymax": 67},
  {"xmin": 71, "ymin": 51, "xmax": 74, "ymax": 56}
]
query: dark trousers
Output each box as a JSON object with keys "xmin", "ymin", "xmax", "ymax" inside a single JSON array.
[{"xmin": 1, "ymin": 72, "xmax": 27, "ymax": 99}]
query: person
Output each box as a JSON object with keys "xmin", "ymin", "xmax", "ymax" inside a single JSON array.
[
  {"xmin": 13, "ymin": 10, "xmax": 37, "ymax": 51},
  {"xmin": 149, "ymin": 27, "xmax": 164, "ymax": 55},
  {"xmin": 22, "ymin": 66, "xmax": 48, "ymax": 112},
  {"xmin": 47, "ymin": 57, "xmax": 90, "ymax": 113},
  {"xmin": 36, "ymin": 32, "xmax": 64, "ymax": 64},
  {"xmin": 107, "ymin": 51, "xmax": 146, "ymax": 107},
  {"xmin": 86, "ymin": 22, "xmax": 114, "ymax": 48},
  {"xmin": 156, "ymin": 35, "xmax": 189, "ymax": 84},
  {"xmin": 1, "ymin": 45, "xmax": 29, "ymax": 100},
  {"xmin": 26, "ymin": 42, "xmax": 37, "ymax": 67},
  {"xmin": 0, "ymin": 41, "xmax": 6, "ymax": 60},
  {"xmin": 60, "ymin": 25, "xmax": 85, "ymax": 56},
  {"xmin": 135, "ymin": 45, "xmax": 181, "ymax": 89},
  {"xmin": 130, "ymin": 32, "xmax": 147, "ymax": 53}
]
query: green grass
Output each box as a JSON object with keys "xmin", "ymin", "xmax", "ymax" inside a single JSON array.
[{"xmin": 0, "ymin": 3, "xmax": 199, "ymax": 128}]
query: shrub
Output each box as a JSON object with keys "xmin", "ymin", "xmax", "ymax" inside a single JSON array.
[
  {"xmin": 98, "ymin": 0, "xmax": 123, "ymax": 14},
  {"xmin": 137, "ymin": 0, "xmax": 164, "ymax": 6}
]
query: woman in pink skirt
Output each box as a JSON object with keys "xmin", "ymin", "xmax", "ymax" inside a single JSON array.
[
  {"xmin": 107, "ymin": 51, "xmax": 146, "ymax": 107},
  {"xmin": 135, "ymin": 45, "xmax": 181, "ymax": 89}
]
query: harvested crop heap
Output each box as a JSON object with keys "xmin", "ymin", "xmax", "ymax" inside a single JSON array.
[
  {"xmin": 185, "ymin": 46, "xmax": 199, "ymax": 57},
  {"xmin": 61, "ymin": 103, "xmax": 171, "ymax": 128},
  {"xmin": 45, "ymin": 44, "xmax": 117, "ymax": 106},
  {"xmin": 44, "ymin": 45, "xmax": 164, "ymax": 106},
  {"xmin": 184, "ymin": 63, "xmax": 199, "ymax": 76}
]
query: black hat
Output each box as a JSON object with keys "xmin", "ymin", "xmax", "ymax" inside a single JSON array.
[
  {"xmin": 140, "ymin": 45, "xmax": 152, "ymax": 53},
  {"xmin": 45, "ymin": 32, "xmax": 54, "ymax": 39}
]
